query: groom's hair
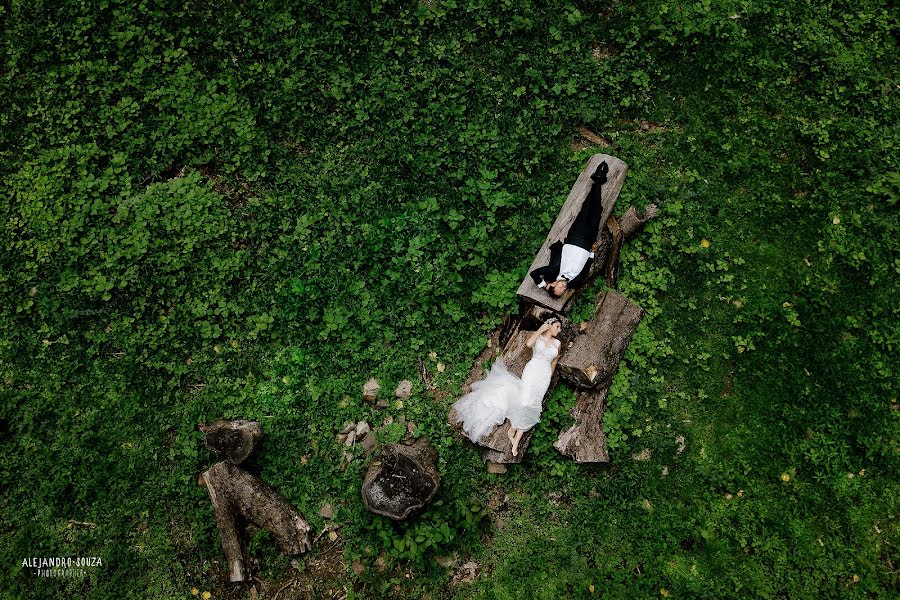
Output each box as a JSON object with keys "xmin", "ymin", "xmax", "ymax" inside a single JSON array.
[{"xmin": 549, "ymin": 279, "xmax": 567, "ymax": 297}]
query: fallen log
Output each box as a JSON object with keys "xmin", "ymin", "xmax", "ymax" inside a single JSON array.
[
  {"xmin": 361, "ymin": 438, "xmax": 440, "ymax": 520},
  {"xmin": 516, "ymin": 153, "xmax": 628, "ymax": 312},
  {"xmin": 557, "ymin": 290, "xmax": 644, "ymax": 389},
  {"xmin": 199, "ymin": 461, "xmax": 312, "ymax": 582},
  {"xmin": 619, "ymin": 204, "xmax": 659, "ymax": 240},
  {"xmin": 553, "ymin": 386, "xmax": 610, "ymax": 463},
  {"xmin": 199, "ymin": 419, "xmax": 263, "ymax": 465}
]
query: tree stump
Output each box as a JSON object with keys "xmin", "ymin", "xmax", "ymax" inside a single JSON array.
[
  {"xmin": 361, "ymin": 438, "xmax": 440, "ymax": 520},
  {"xmin": 516, "ymin": 153, "xmax": 628, "ymax": 312},
  {"xmin": 199, "ymin": 419, "xmax": 263, "ymax": 465},
  {"xmin": 553, "ymin": 386, "xmax": 610, "ymax": 463},
  {"xmin": 199, "ymin": 462, "xmax": 312, "ymax": 582},
  {"xmin": 557, "ymin": 290, "xmax": 644, "ymax": 388}
]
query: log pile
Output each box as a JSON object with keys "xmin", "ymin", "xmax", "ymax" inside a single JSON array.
[
  {"xmin": 197, "ymin": 419, "xmax": 311, "ymax": 582},
  {"xmin": 452, "ymin": 153, "xmax": 660, "ymax": 466}
]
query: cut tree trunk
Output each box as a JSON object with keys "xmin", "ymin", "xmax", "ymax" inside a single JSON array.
[
  {"xmin": 361, "ymin": 438, "xmax": 440, "ymax": 520},
  {"xmin": 516, "ymin": 153, "xmax": 628, "ymax": 312},
  {"xmin": 619, "ymin": 204, "xmax": 659, "ymax": 240},
  {"xmin": 199, "ymin": 420, "xmax": 263, "ymax": 465},
  {"xmin": 553, "ymin": 386, "xmax": 610, "ymax": 463},
  {"xmin": 199, "ymin": 461, "xmax": 312, "ymax": 582},
  {"xmin": 557, "ymin": 290, "xmax": 644, "ymax": 389}
]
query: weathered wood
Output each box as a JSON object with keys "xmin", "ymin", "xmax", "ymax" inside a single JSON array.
[
  {"xmin": 199, "ymin": 419, "xmax": 263, "ymax": 465},
  {"xmin": 516, "ymin": 154, "xmax": 628, "ymax": 312},
  {"xmin": 199, "ymin": 461, "xmax": 312, "ymax": 582},
  {"xmin": 619, "ymin": 204, "xmax": 659, "ymax": 240},
  {"xmin": 554, "ymin": 386, "xmax": 610, "ymax": 463},
  {"xmin": 605, "ymin": 214, "xmax": 624, "ymax": 289},
  {"xmin": 361, "ymin": 438, "xmax": 440, "ymax": 520},
  {"xmin": 557, "ymin": 290, "xmax": 644, "ymax": 389}
]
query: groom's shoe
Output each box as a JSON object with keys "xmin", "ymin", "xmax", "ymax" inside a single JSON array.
[{"xmin": 590, "ymin": 161, "xmax": 609, "ymax": 184}]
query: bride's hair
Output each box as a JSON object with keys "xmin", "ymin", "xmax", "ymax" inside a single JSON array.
[{"xmin": 544, "ymin": 317, "xmax": 560, "ymax": 327}]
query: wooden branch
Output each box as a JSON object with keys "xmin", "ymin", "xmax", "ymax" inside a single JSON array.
[
  {"xmin": 619, "ymin": 204, "xmax": 659, "ymax": 241},
  {"xmin": 200, "ymin": 462, "xmax": 312, "ymax": 582},
  {"xmin": 199, "ymin": 420, "xmax": 263, "ymax": 465},
  {"xmin": 557, "ymin": 290, "xmax": 644, "ymax": 389},
  {"xmin": 554, "ymin": 386, "xmax": 610, "ymax": 463},
  {"xmin": 605, "ymin": 214, "xmax": 624, "ymax": 289},
  {"xmin": 361, "ymin": 438, "xmax": 440, "ymax": 520},
  {"xmin": 516, "ymin": 153, "xmax": 628, "ymax": 312}
]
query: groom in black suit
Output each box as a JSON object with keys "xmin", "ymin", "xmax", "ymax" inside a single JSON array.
[{"xmin": 530, "ymin": 161, "xmax": 609, "ymax": 297}]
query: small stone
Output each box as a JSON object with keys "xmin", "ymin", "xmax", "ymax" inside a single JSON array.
[
  {"xmin": 662, "ymin": 466, "xmax": 669, "ymax": 477},
  {"xmin": 340, "ymin": 421, "xmax": 355, "ymax": 434},
  {"xmin": 300, "ymin": 455, "xmax": 309, "ymax": 466},
  {"xmin": 642, "ymin": 498, "xmax": 653, "ymax": 511},
  {"xmin": 320, "ymin": 503, "xmax": 334, "ymax": 519},
  {"xmin": 352, "ymin": 560, "xmax": 364, "ymax": 576},
  {"xmin": 363, "ymin": 377, "xmax": 380, "ymax": 402},
  {"xmin": 344, "ymin": 431, "xmax": 357, "ymax": 447},
  {"xmin": 336, "ymin": 433, "xmax": 347, "ymax": 444},
  {"xmin": 435, "ymin": 554, "xmax": 457, "ymax": 568},
  {"xmin": 486, "ymin": 461, "xmax": 507, "ymax": 474},
  {"xmin": 579, "ymin": 321, "xmax": 589, "ymax": 332},
  {"xmin": 375, "ymin": 554, "xmax": 388, "ymax": 572},
  {"xmin": 631, "ymin": 448, "xmax": 652, "ymax": 461},
  {"xmin": 496, "ymin": 516, "xmax": 505, "ymax": 529},
  {"xmin": 376, "ymin": 398, "xmax": 390, "ymax": 409},
  {"xmin": 383, "ymin": 415, "xmax": 394, "ymax": 426},
  {"xmin": 360, "ymin": 433, "xmax": 378, "ymax": 456},
  {"xmin": 725, "ymin": 493, "xmax": 733, "ymax": 500},
  {"xmin": 328, "ymin": 530, "xmax": 338, "ymax": 542},
  {"xmin": 640, "ymin": 120, "xmax": 650, "ymax": 131},
  {"xmin": 355, "ymin": 421, "xmax": 370, "ymax": 438},
  {"xmin": 395, "ymin": 379, "xmax": 413, "ymax": 398},
  {"xmin": 675, "ymin": 435, "xmax": 686, "ymax": 454},
  {"xmin": 406, "ymin": 422, "xmax": 417, "ymax": 436},
  {"xmin": 436, "ymin": 362, "xmax": 446, "ymax": 373}
]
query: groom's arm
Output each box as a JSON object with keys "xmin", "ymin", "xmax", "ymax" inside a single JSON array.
[{"xmin": 530, "ymin": 241, "xmax": 563, "ymax": 287}]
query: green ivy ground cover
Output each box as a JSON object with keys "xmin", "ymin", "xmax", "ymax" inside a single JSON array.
[{"xmin": 1, "ymin": 1, "xmax": 897, "ymax": 598}]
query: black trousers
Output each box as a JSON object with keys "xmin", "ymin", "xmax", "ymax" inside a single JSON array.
[{"xmin": 564, "ymin": 180, "xmax": 604, "ymax": 249}]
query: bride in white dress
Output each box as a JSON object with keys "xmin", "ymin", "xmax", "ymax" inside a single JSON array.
[{"xmin": 451, "ymin": 318, "xmax": 562, "ymax": 456}]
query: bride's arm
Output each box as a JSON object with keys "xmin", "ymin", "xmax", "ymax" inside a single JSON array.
[
  {"xmin": 526, "ymin": 324, "xmax": 548, "ymax": 348},
  {"xmin": 551, "ymin": 356, "xmax": 559, "ymax": 371}
]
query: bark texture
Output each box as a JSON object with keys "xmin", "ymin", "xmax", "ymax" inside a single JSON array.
[
  {"xmin": 557, "ymin": 290, "xmax": 644, "ymax": 389},
  {"xmin": 553, "ymin": 386, "xmax": 610, "ymax": 463},
  {"xmin": 199, "ymin": 461, "xmax": 312, "ymax": 582}
]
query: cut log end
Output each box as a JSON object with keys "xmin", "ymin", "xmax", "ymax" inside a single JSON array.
[
  {"xmin": 362, "ymin": 439, "xmax": 440, "ymax": 520},
  {"xmin": 200, "ymin": 420, "xmax": 263, "ymax": 465}
]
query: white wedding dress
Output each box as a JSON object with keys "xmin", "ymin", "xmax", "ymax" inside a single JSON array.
[{"xmin": 451, "ymin": 335, "xmax": 560, "ymax": 442}]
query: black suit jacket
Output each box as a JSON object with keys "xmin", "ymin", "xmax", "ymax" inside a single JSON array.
[{"xmin": 529, "ymin": 240, "xmax": 592, "ymax": 289}]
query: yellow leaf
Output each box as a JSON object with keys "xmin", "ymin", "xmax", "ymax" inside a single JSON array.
[
  {"xmin": 437, "ymin": 362, "xmax": 445, "ymax": 373},
  {"xmin": 700, "ymin": 238, "xmax": 710, "ymax": 248},
  {"xmin": 202, "ymin": 592, "xmax": 211, "ymax": 600},
  {"xmin": 191, "ymin": 588, "xmax": 199, "ymax": 596},
  {"xmin": 832, "ymin": 216, "xmax": 840, "ymax": 224},
  {"xmin": 661, "ymin": 589, "xmax": 670, "ymax": 597},
  {"xmin": 589, "ymin": 584, "xmax": 595, "ymax": 593},
  {"xmin": 781, "ymin": 473, "xmax": 790, "ymax": 482}
]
